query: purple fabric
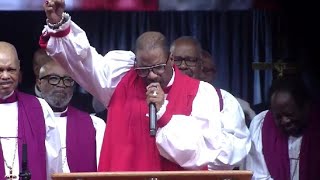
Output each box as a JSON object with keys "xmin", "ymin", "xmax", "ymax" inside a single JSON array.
[
  {"xmin": 0, "ymin": 92, "xmax": 17, "ymax": 104},
  {"xmin": 262, "ymin": 104, "xmax": 320, "ymax": 180},
  {"xmin": 215, "ymin": 88, "xmax": 223, "ymax": 112},
  {"xmin": 298, "ymin": 104, "xmax": 320, "ymax": 180},
  {"xmin": 66, "ymin": 106, "xmax": 97, "ymax": 172},
  {"xmin": 262, "ymin": 111, "xmax": 290, "ymax": 180},
  {"xmin": 0, "ymin": 91, "xmax": 47, "ymax": 180},
  {"xmin": 0, "ymin": 143, "xmax": 4, "ymax": 179}
]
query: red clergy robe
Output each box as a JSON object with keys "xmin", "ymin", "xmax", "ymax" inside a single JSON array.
[{"xmin": 98, "ymin": 67, "xmax": 200, "ymax": 171}]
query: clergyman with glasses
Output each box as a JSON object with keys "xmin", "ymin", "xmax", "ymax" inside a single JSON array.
[
  {"xmin": 37, "ymin": 60, "xmax": 105, "ymax": 176},
  {"xmin": 170, "ymin": 36, "xmax": 251, "ymax": 170},
  {"xmin": 169, "ymin": 36, "xmax": 202, "ymax": 79},
  {"xmin": 40, "ymin": 0, "xmax": 238, "ymax": 172}
]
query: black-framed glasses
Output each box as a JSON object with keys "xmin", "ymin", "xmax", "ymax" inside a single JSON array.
[
  {"xmin": 135, "ymin": 64, "xmax": 167, "ymax": 78},
  {"xmin": 134, "ymin": 57, "xmax": 169, "ymax": 78},
  {"xmin": 173, "ymin": 56, "xmax": 198, "ymax": 67},
  {"xmin": 40, "ymin": 75, "xmax": 75, "ymax": 87}
]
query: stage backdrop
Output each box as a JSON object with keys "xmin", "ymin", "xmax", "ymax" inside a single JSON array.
[
  {"xmin": 0, "ymin": 10, "xmax": 286, "ymax": 110},
  {"xmin": 0, "ymin": 0, "xmax": 281, "ymax": 11}
]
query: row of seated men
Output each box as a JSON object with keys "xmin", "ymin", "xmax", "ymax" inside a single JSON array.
[{"xmin": 0, "ymin": 1, "xmax": 318, "ymax": 180}]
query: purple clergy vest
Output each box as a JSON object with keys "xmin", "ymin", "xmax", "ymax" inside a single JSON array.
[
  {"xmin": 215, "ymin": 88, "xmax": 224, "ymax": 112},
  {"xmin": 0, "ymin": 91, "xmax": 47, "ymax": 180},
  {"xmin": 262, "ymin": 104, "xmax": 320, "ymax": 180},
  {"xmin": 66, "ymin": 106, "xmax": 97, "ymax": 172}
]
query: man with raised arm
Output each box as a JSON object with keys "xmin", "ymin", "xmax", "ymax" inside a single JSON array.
[{"xmin": 40, "ymin": 0, "xmax": 244, "ymax": 171}]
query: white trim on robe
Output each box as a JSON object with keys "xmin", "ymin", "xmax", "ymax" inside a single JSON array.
[{"xmin": 44, "ymin": 20, "xmax": 251, "ymax": 170}]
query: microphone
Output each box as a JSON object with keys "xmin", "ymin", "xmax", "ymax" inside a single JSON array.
[
  {"xmin": 19, "ymin": 143, "xmax": 31, "ymax": 180},
  {"xmin": 149, "ymin": 102, "xmax": 157, "ymax": 136}
]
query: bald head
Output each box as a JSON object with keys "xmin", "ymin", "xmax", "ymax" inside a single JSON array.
[
  {"xmin": 135, "ymin": 31, "xmax": 169, "ymax": 55},
  {"xmin": 201, "ymin": 50, "xmax": 216, "ymax": 71},
  {"xmin": 0, "ymin": 41, "xmax": 19, "ymax": 66},
  {"xmin": 170, "ymin": 36, "xmax": 202, "ymax": 78},
  {"xmin": 199, "ymin": 49, "xmax": 216, "ymax": 84},
  {"xmin": 39, "ymin": 60, "xmax": 64, "ymax": 78},
  {"xmin": 134, "ymin": 31, "xmax": 173, "ymax": 89},
  {"xmin": 170, "ymin": 36, "xmax": 202, "ymax": 56},
  {"xmin": 0, "ymin": 42, "xmax": 20, "ymax": 98},
  {"xmin": 33, "ymin": 49, "xmax": 52, "ymax": 79}
]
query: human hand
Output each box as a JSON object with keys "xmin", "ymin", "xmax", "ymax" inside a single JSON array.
[
  {"xmin": 146, "ymin": 82, "xmax": 165, "ymax": 112},
  {"xmin": 43, "ymin": 0, "xmax": 65, "ymax": 24}
]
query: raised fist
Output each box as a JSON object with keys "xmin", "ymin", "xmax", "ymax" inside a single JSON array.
[{"xmin": 43, "ymin": 0, "xmax": 66, "ymax": 24}]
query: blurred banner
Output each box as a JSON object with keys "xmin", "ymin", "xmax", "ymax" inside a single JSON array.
[
  {"xmin": 159, "ymin": 0, "xmax": 253, "ymax": 11},
  {"xmin": 0, "ymin": 0, "xmax": 257, "ymax": 11}
]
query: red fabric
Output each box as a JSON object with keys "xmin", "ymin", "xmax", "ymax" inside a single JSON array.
[
  {"xmin": 39, "ymin": 26, "xmax": 71, "ymax": 49},
  {"xmin": 98, "ymin": 66, "xmax": 200, "ymax": 171},
  {"xmin": 80, "ymin": 0, "xmax": 158, "ymax": 11},
  {"xmin": 254, "ymin": 0, "xmax": 280, "ymax": 10},
  {"xmin": 39, "ymin": 31, "xmax": 50, "ymax": 49},
  {"xmin": 262, "ymin": 104, "xmax": 320, "ymax": 180}
]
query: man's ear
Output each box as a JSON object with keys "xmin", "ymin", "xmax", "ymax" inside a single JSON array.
[
  {"xmin": 168, "ymin": 54, "xmax": 174, "ymax": 66},
  {"xmin": 198, "ymin": 60, "xmax": 203, "ymax": 70},
  {"xmin": 36, "ymin": 79, "xmax": 42, "ymax": 90}
]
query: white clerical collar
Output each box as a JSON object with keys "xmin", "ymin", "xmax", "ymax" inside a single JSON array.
[
  {"xmin": 1, "ymin": 91, "xmax": 14, "ymax": 100},
  {"xmin": 54, "ymin": 108, "xmax": 68, "ymax": 118},
  {"xmin": 167, "ymin": 68, "xmax": 175, "ymax": 87}
]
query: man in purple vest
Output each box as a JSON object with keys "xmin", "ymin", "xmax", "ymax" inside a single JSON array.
[
  {"xmin": 199, "ymin": 49, "xmax": 256, "ymax": 125},
  {"xmin": 246, "ymin": 76, "xmax": 319, "ymax": 180},
  {"xmin": 170, "ymin": 36, "xmax": 251, "ymax": 169},
  {"xmin": 37, "ymin": 60, "xmax": 105, "ymax": 174},
  {"xmin": 32, "ymin": 49, "xmax": 53, "ymax": 97},
  {"xmin": 0, "ymin": 41, "xmax": 55, "ymax": 179}
]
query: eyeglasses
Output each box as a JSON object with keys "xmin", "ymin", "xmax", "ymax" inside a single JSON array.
[
  {"xmin": 173, "ymin": 56, "xmax": 198, "ymax": 67},
  {"xmin": 40, "ymin": 75, "xmax": 75, "ymax": 87},
  {"xmin": 134, "ymin": 57, "xmax": 169, "ymax": 78},
  {"xmin": 134, "ymin": 64, "xmax": 167, "ymax": 78}
]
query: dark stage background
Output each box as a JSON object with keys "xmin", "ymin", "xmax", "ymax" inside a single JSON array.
[{"xmin": 0, "ymin": 8, "xmax": 318, "ymax": 113}]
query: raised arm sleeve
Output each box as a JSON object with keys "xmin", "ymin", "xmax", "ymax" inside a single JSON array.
[{"xmin": 42, "ymin": 20, "xmax": 135, "ymax": 107}]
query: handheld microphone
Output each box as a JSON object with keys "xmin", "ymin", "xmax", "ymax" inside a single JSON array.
[
  {"xmin": 19, "ymin": 143, "xmax": 31, "ymax": 180},
  {"xmin": 149, "ymin": 102, "xmax": 157, "ymax": 136}
]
